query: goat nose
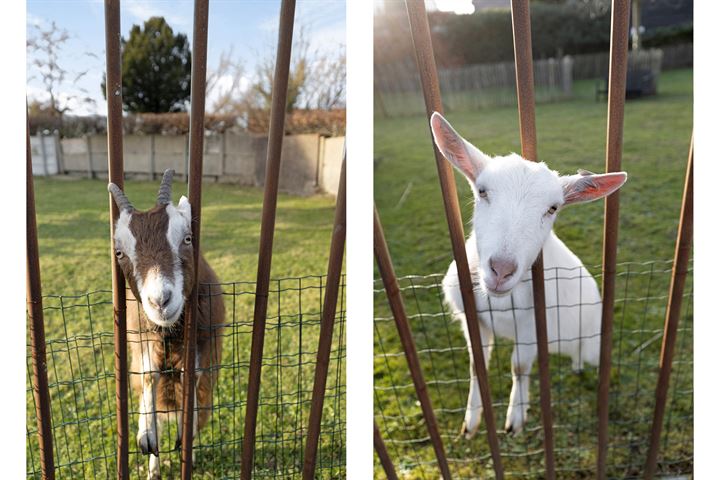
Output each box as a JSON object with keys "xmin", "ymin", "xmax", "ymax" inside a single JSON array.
[
  {"xmin": 160, "ymin": 289, "xmax": 172, "ymax": 308},
  {"xmin": 148, "ymin": 289, "xmax": 172, "ymax": 310},
  {"xmin": 489, "ymin": 257, "xmax": 518, "ymax": 282}
]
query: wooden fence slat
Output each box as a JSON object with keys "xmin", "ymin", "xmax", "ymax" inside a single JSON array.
[
  {"xmin": 596, "ymin": 1, "xmax": 631, "ymax": 477},
  {"xmin": 102, "ymin": 2, "xmax": 129, "ymax": 477},
  {"xmin": 374, "ymin": 206, "xmax": 452, "ymax": 479},
  {"xmin": 302, "ymin": 152, "xmax": 346, "ymax": 479},
  {"xmin": 241, "ymin": 1, "xmax": 296, "ymax": 478},
  {"xmin": 510, "ymin": 1, "xmax": 556, "ymax": 478},
  {"xmin": 27, "ymin": 116, "xmax": 56, "ymax": 480},
  {"xmin": 642, "ymin": 135, "xmax": 693, "ymax": 479},
  {"xmin": 180, "ymin": 0, "xmax": 210, "ymax": 478},
  {"xmin": 403, "ymin": 1, "xmax": 504, "ymax": 477}
]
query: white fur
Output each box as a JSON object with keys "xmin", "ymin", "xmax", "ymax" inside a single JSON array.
[
  {"xmin": 166, "ymin": 200, "xmax": 191, "ymax": 255},
  {"xmin": 137, "ymin": 339, "xmax": 160, "ymax": 471},
  {"xmin": 114, "ymin": 211, "xmax": 137, "ymax": 267},
  {"xmin": 431, "ymin": 112, "xmax": 625, "ymax": 436},
  {"xmin": 139, "ymin": 267, "xmax": 184, "ymax": 328}
]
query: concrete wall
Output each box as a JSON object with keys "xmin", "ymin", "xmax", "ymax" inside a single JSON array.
[
  {"xmin": 58, "ymin": 132, "xmax": 344, "ymax": 196},
  {"xmin": 321, "ymin": 136, "xmax": 345, "ymax": 196},
  {"xmin": 30, "ymin": 134, "xmax": 60, "ymax": 176}
]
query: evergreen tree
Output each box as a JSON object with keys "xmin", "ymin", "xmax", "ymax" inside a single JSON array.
[{"xmin": 102, "ymin": 17, "xmax": 191, "ymax": 112}]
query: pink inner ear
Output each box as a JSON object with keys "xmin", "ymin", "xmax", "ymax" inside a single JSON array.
[
  {"xmin": 564, "ymin": 172, "xmax": 627, "ymax": 204},
  {"xmin": 430, "ymin": 114, "xmax": 476, "ymax": 180}
]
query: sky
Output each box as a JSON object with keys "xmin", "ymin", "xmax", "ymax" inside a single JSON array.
[
  {"xmin": 431, "ymin": 0, "xmax": 476, "ymax": 14},
  {"xmin": 26, "ymin": 0, "xmax": 346, "ymax": 116}
]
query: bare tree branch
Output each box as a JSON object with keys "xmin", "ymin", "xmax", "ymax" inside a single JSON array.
[{"xmin": 27, "ymin": 21, "xmax": 97, "ymax": 118}]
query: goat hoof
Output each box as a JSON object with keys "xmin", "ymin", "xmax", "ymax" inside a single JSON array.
[
  {"xmin": 137, "ymin": 430, "xmax": 159, "ymax": 457},
  {"xmin": 148, "ymin": 473, "xmax": 161, "ymax": 480},
  {"xmin": 459, "ymin": 420, "xmax": 480, "ymax": 440},
  {"xmin": 504, "ymin": 417, "xmax": 525, "ymax": 436}
]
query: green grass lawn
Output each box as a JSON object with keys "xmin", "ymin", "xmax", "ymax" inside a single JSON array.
[
  {"xmin": 27, "ymin": 180, "xmax": 345, "ymax": 478},
  {"xmin": 374, "ymin": 69, "xmax": 693, "ymax": 478}
]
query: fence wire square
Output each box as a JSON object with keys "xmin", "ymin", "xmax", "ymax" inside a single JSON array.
[
  {"xmin": 27, "ymin": 275, "xmax": 346, "ymax": 479},
  {"xmin": 374, "ymin": 260, "xmax": 692, "ymax": 479}
]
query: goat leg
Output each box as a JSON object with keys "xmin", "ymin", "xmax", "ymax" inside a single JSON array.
[
  {"xmin": 505, "ymin": 343, "xmax": 535, "ymax": 435},
  {"xmin": 137, "ymin": 345, "xmax": 160, "ymax": 457},
  {"xmin": 460, "ymin": 320, "xmax": 494, "ymax": 439}
]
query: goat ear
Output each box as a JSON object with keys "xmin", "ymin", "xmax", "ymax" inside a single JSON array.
[
  {"xmin": 430, "ymin": 112, "xmax": 488, "ymax": 182},
  {"xmin": 177, "ymin": 195, "xmax": 192, "ymax": 223},
  {"xmin": 561, "ymin": 171, "xmax": 627, "ymax": 206}
]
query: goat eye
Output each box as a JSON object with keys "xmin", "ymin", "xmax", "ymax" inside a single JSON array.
[
  {"xmin": 477, "ymin": 189, "xmax": 488, "ymax": 199},
  {"xmin": 115, "ymin": 249, "xmax": 124, "ymax": 259},
  {"xmin": 547, "ymin": 205, "xmax": 558, "ymax": 215},
  {"xmin": 184, "ymin": 235, "xmax": 192, "ymax": 245}
]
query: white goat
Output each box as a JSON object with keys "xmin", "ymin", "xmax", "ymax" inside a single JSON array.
[{"xmin": 429, "ymin": 112, "xmax": 627, "ymax": 437}]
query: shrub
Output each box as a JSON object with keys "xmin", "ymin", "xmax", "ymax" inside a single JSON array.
[
  {"xmin": 375, "ymin": 3, "xmax": 616, "ymax": 68},
  {"xmin": 439, "ymin": 4, "xmax": 612, "ymax": 65},
  {"xmin": 246, "ymin": 109, "xmax": 346, "ymax": 136},
  {"xmin": 643, "ymin": 23, "xmax": 693, "ymax": 48},
  {"xmin": 28, "ymin": 110, "xmax": 346, "ymax": 138}
]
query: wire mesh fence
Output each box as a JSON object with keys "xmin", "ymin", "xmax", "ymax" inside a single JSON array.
[
  {"xmin": 26, "ymin": 275, "xmax": 346, "ymax": 479},
  {"xmin": 374, "ymin": 260, "xmax": 692, "ymax": 479}
]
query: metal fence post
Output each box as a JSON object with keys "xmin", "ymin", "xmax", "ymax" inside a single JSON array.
[
  {"xmin": 103, "ymin": 1, "xmax": 129, "ymax": 477},
  {"xmin": 180, "ymin": 1, "xmax": 210, "ymax": 478},
  {"xmin": 374, "ymin": 206, "xmax": 452, "ymax": 479},
  {"xmin": 596, "ymin": 1, "xmax": 630, "ymax": 477},
  {"xmin": 374, "ymin": 421, "xmax": 398, "ymax": 480},
  {"xmin": 302, "ymin": 152, "xmax": 346, "ymax": 479},
  {"xmin": 403, "ymin": 1, "xmax": 504, "ymax": 477},
  {"xmin": 241, "ymin": 1, "xmax": 296, "ymax": 478},
  {"xmin": 643, "ymin": 135, "xmax": 693, "ymax": 479},
  {"xmin": 27, "ymin": 118, "xmax": 56, "ymax": 480},
  {"xmin": 510, "ymin": 1, "xmax": 556, "ymax": 477}
]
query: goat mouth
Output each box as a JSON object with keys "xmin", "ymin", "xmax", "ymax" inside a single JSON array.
[
  {"xmin": 482, "ymin": 279, "xmax": 515, "ymax": 296},
  {"xmin": 144, "ymin": 304, "xmax": 183, "ymax": 328},
  {"xmin": 486, "ymin": 286, "xmax": 513, "ymax": 297},
  {"xmin": 161, "ymin": 304, "xmax": 183, "ymax": 323}
]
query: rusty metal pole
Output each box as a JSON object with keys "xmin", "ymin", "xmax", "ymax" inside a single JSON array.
[
  {"xmin": 374, "ymin": 421, "xmax": 399, "ymax": 480},
  {"xmin": 103, "ymin": 2, "xmax": 129, "ymax": 477},
  {"xmin": 642, "ymin": 136, "xmax": 693, "ymax": 479},
  {"xmin": 302, "ymin": 153, "xmax": 346, "ymax": 479},
  {"xmin": 596, "ymin": 1, "xmax": 630, "ymax": 477},
  {"xmin": 374, "ymin": 206, "xmax": 452, "ymax": 479},
  {"xmin": 180, "ymin": 1, "xmax": 209, "ymax": 478},
  {"xmin": 510, "ymin": 1, "xmax": 555, "ymax": 478},
  {"xmin": 27, "ymin": 118, "xmax": 56, "ymax": 480},
  {"xmin": 241, "ymin": 1, "xmax": 296, "ymax": 478},
  {"xmin": 403, "ymin": 1, "xmax": 504, "ymax": 477}
]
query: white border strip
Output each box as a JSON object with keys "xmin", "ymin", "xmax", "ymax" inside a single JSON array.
[{"xmin": 346, "ymin": 0, "xmax": 374, "ymax": 477}]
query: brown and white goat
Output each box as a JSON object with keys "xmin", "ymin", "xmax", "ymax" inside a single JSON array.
[{"xmin": 109, "ymin": 170, "xmax": 224, "ymax": 479}]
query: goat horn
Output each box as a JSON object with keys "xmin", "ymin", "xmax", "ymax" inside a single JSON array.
[
  {"xmin": 108, "ymin": 183, "xmax": 134, "ymax": 212},
  {"xmin": 157, "ymin": 169, "xmax": 175, "ymax": 205}
]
